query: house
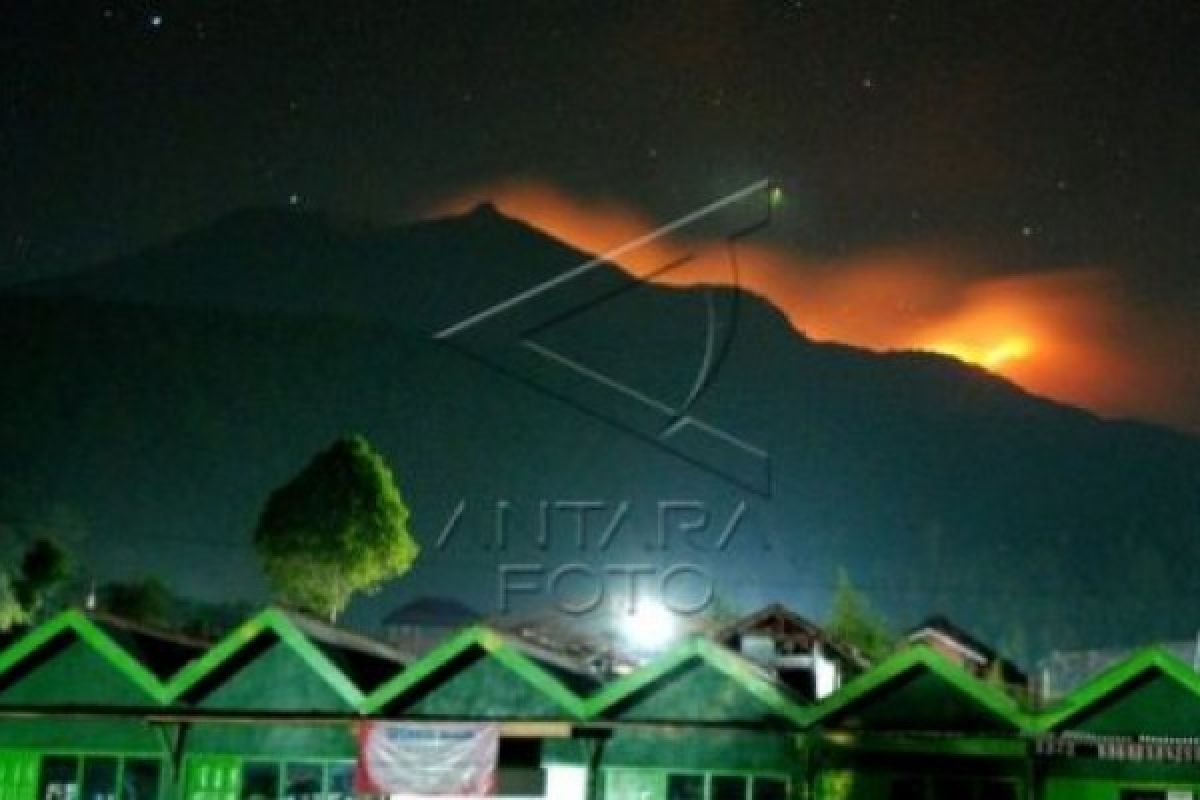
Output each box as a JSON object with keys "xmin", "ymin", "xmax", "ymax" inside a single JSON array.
[
  {"xmin": 712, "ymin": 603, "xmax": 867, "ymax": 701},
  {"xmin": 807, "ymin": 646, "xmax": 1029, "ymax": 800},
  {"xmin": 5, "ymin": 605, "xmax": 1200, "ymax": 799},
  {"xmin": 906, "ymin": 614, "xmax": 1029, "ymax": 689},
  {"xmin": 1035, "ymin": 646, "xmax": 1200, "ymax": 800}
]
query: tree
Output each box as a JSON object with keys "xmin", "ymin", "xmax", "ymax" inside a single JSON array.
[
  {"xmin": 99, "ymin": 578, "xmax": 175, "ymax": 627},
  {"xmin": 253, "ymin": 435, "xmax": 419, "ymax": 621},
  {"xmin": 825, "ymin": 568, "xmax": 894, "ymax": 663},
  {"xmin": 12, "ymin": 537, "xmax": 70, "ymax": 617},
  {"xmin": 0, "ymin": 574, "xmax": 27, "ymax": 631}
]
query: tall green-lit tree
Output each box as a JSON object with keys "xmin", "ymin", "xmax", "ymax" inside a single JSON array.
[
  {"xmin": 825, "ymin": 568, "xmax": 895, "ymax": 663},
  {"xmin": 253, "ymin": 435, "xmax": 419, "ymax": 621}
]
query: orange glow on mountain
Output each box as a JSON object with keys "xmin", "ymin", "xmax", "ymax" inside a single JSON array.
[
  {"xmin": 432, "ymin": 181, "xmax": 1191, "ymax": 429},
  {"xmin": 928, "ymin": 336, "xmax": 1034, "ymax": 370}
]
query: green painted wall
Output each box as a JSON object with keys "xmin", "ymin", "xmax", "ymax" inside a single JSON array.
[
  {"xmin": 1042, "ymin": 777, "xmax": 1200, "ymax": 800},
  {"xmin": 1040, "ymin": 759, "xmax": 1200, "ymax": 799},
  {"xmin": 194, "ymin": 640, "xmax": 348, "ymax": 713},
  {"xmin": 0, "ymin": 720, "xmax": 165, "ymax": 753},
  {"xmin": 0, "ymin": 635, "xmax": 164, "ymax": 753},
  {"xmin": 185, "ymin": 723, "xmax": 356, "ymax": 761},
  {"xmin": 544, "ymin": 729, "xmax": 797, "ymax": 772},
  {"xmin": 388, "ymin": 649, "xmax": 564, "ymax": 719},
  {"xmin": 0, "ymin": 637, "xmax": 156, "ymax": 707},
  {"xmin": 608, "ymin": 658, "xmax": 792, "ymax": 724},
  {"xmin": 187, "ymin": 639, "xmax": 356, "ymax": 759}
]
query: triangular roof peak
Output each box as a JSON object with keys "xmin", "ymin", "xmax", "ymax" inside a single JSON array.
[
  {"xmin": 360, "ymin": 624, "xmax": 589, "ymax": 718},
  {"xmin": 1037, "ymin": 644, "xmax": 1200, "ymax": 732},
  {"xmin": 0, "ymin": 609, "xmax": 170, "ymax": 704},
  {"xmin": 714, "ymin": 603, "xmax": 867, "ymax": 668},
  {"xmin": 164, "ymin": 607, "xmax": 364, "ymax": 707},
  {"xmin": 809, "ymin": 644, "xmax": 1028, "ymax": 732},
  {"xmin": 584, "ymin": 635, "xmax": 809, "ymax": 727}
]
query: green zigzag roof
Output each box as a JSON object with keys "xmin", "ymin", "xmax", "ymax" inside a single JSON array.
[{"xmin": 0, "ymin": 609, "xmax": 170, "ymax": 704}]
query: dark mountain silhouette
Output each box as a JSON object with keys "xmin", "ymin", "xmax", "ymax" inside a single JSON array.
[{"xmin": 3, "ymin": 204, "xmax": 1198, "ymax": 662}]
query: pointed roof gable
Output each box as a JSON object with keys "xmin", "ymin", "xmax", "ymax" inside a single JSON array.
[
  {"xmin": 361, "ymin": 625, "xmax": 589, "ymax": 718},
  {"xmin": 165, "ymin": 608, "xmax": 369, "ymax": 708},
  {"xmin": 0, "ymin": 610, "xmax": 170, "ymax": 705},
  {"xmin": 585, "ymin": 636, "xmax": 808, "ymax": 727},
  {"xmin": 715, "ymin": 603, "xmax": 866, "ymax": 669},
  {"xmin": 809, "ymin": 645, "xmax": 1027, "ymax": 733},
  {"xmin": 1038, "ymin": 645, "xmax": 1200, "ymax": 737}
]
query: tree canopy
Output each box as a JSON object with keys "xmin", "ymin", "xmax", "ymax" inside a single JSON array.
[
  {"xmin": 12, "ymin": 537, "xmax": 70, "ymax": 615},
  {"xmin": 98, "ymin": 577, "xmax": 174, "ymax": 628},
  {"xmin": 253, "ymin": 434, "xmax": 418, "ymax": 620},
  {"xmin": 826, "ymin": 568, "xmax": 895, "ymax": 663}
]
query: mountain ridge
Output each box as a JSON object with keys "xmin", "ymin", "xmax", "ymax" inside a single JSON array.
[{"xmin": 1, "ymin": 206, "xmax": 1197, "ymax": 660}]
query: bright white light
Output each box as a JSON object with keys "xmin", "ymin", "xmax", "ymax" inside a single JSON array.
[{"xmin": 621, "ymin": 600, "xmax": 676, "ymax": 652}]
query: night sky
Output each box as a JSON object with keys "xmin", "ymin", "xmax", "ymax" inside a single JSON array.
[{"xmin": 4, "ymin": 1, "xmax": 1198, "ymax": 428}]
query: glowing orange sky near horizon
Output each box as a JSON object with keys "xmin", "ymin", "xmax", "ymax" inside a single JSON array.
[{"xmin": 434, "ymin": 182, "xmax": 1191, "ymax": 431}]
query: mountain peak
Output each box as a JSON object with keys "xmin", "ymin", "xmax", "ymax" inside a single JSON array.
[{"xmin": 466, "ymin": 200, "xmax": 500, "ymax": 217}]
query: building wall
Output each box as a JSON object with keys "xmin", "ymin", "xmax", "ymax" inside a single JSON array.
[
  {"xmin": 813, "ymin": 752, "xmax": 1027, "ymax": 800},
  {"xmin": 1039, "ymin": 759, "xmax": 1200, "ymax": 800}
]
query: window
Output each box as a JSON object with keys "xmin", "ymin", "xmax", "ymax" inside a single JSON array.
[
  {"xmin": 81, "ymin": 759, "xmax": 117, "ymax": 800},
  {"xmin": 711, "ymin": 776, "xmax": 747, "ymax": 800},
  {"xmin": 613, "ymin": 770, "xmax": 787, "ymax": 800},
  {"xmin": 281, "ymin": 764, "xmax": 321, "ymax": 800},
  {"xmin": 323, "ymin": 765, "xmax": 353, "ymax": 800},
  {"xmin": 239, "ymin": 764, "xmax": 279, "ymax": 800},
  {"xmin": 753, "ymin": 777, "xmax": 788, "ymax": 800},
  {"xmin": 39, "ymin": 758, "xmax": 78, "ymax": 800},
  {"xmin": 666, "ymin": 774, "xmax": 704, "ymax": 800},
  {"xmin": 38, "ymin": 757, "xmax": 160, "ymax": 800},
  {"xmin": 227, "ymin": 762, "xmax": 355, "ymax": 800},
  {"xmin": 120, "ymin": 761, "xmax": 161, "ymax": 800}
]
